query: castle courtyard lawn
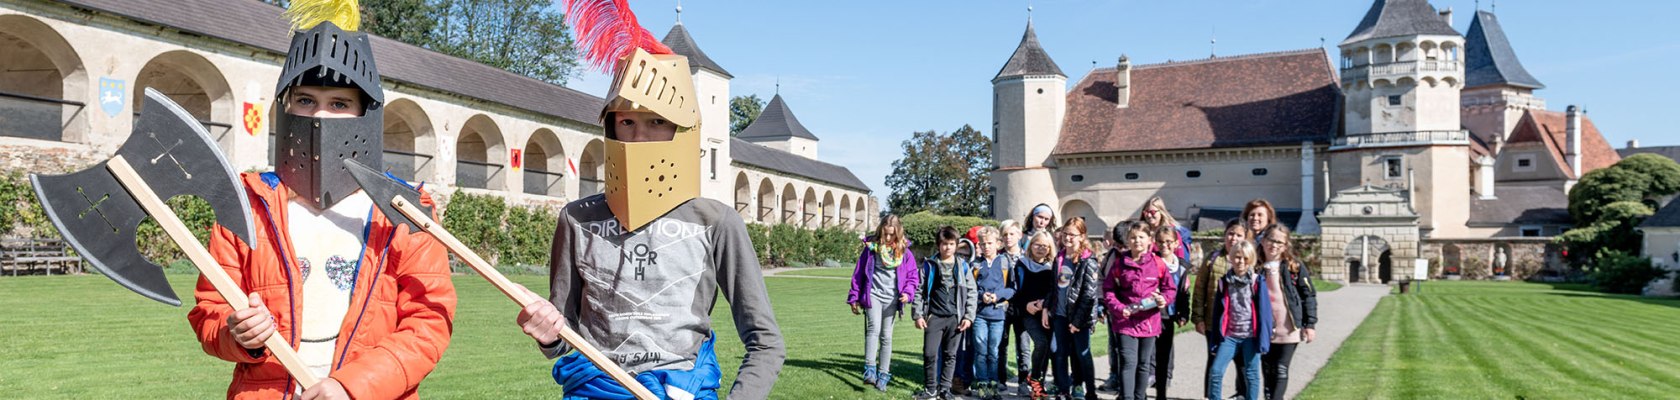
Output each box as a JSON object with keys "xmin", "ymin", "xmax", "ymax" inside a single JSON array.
[
  {"xmin": 0, "ymin": 271, "xmax": 1072, "ymax": 399},
  {"xmin": 1298, "ymin": 281, "xmax": 1680, "ymax": 399}
]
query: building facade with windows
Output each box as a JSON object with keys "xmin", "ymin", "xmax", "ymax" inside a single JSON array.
[
  {"xmin": 0, "ymin": 0, "xmax": 874, "ymax": 231},
  {"xmin": 990, "ymin": 0, "xmax": 1620, "ymax": 282}
]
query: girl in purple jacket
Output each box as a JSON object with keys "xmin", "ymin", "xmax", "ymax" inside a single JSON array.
[
  {"xmin": 848, "ymin": 215, "xmax": 920, "ymax": 391},
  {"xmin": 1102, "ymin": 221, "xmax": 1175, "ymax": 400}
]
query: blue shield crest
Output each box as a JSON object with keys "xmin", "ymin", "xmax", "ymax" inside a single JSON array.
[{"xmin": 98, "ymin": 77, "xmax": 127, "ymax": 118}]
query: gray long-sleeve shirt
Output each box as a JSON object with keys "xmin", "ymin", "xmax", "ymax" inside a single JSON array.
[{"xmin": 540, "ymin": 196, "xmax": 785, "ymax": 399}]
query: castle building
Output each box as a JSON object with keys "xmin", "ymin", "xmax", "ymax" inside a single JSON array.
[
  {"xmin": 990, "ymin": 0, "xmax": 1620, "ymax": 282},
  {"xmin": 0, "ymin": 0, "xmax": 874, "ymax": 231}
]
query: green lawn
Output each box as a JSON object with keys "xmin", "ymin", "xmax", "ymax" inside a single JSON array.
[
  {"xmin": 1, "ymin": 271, "xmax": 1108, "ymax": 399},
  {"xmin": 1299, "ymin": 281, "xmax": 1680, "ymax": 399}
]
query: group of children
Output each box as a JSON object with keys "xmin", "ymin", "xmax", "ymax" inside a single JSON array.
[{"xmin": 849, "ymin": 197, "xmax": 1319, "ymax": 400}]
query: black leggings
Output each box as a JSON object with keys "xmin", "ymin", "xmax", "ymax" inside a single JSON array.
[
  {"xmin": 1154, "ymin": 327, "xmax": 1176, "ymax": 400},
  {"xmin": 1261, "ymin": 342, "xmax": 1299, "ymax": 400},
  {"xmin": 1116, "ymin": 335, "xmax": 1156, "ymax": 400}
]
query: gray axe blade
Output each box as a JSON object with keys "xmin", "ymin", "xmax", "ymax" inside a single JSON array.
[
  {"xmin": 343, "ymin": 159, "xmax": 432, "ymax": 233},
  {"xmin": 30, "ymin": 88, "xmax": 256, "ymax": 306}
]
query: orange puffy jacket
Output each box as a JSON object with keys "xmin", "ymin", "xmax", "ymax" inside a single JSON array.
[{"xmin": 188, "ymin": 172, "xmax": 456, "ymax": 399}]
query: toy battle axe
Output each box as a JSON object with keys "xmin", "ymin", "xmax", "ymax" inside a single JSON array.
[
  {"xmin": 343, "ymin": 159, "xmax": 657, "ymax": 400},
  {"xmin": 30, "ymin": 88, "xmax": 320, "ymax": 387}
]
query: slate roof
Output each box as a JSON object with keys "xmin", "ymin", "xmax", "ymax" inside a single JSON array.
[
  {"xmin": 994, "ymin": 22, "xmax": 1065, "ymax": 81},
  {"xmin": 662, "ymin": 22, "xmax": 733, "ymax": 78},
  {"xmin": 1464, "ymin": 11, "xmax": 1544, "ymax": 89},
  {"xmin": 1506, "ymin": 109, "xmax": 1621, "ymax": 179},
  {"xmin": 1469, "ymin": 184, "xmax": 1571, "ymax": 226},
  {"xmin": 1054, "ymin": 49, "xmax": 1339, "ymax": 156},
  {"xmin": 737, "ymin": 94, "xmax": 819, "ymax": 141},
  {"xmin": 731, "ymin": 138, "xmax": 868, "ymax": 192},
  {"xmin": 1642, "ymin": 198, "xmax": 1680, "ymax": 228},
  {"xmin": 59, "ymin": 0, "xmax": 604, "ymax": 127},
  {"xmin": 1342, "ymin": 0, "xmax": 1460, "ymax": 45},
  {"xmin": 1618, "ymin": 146, "xmax": 1680, "ymax": 164}
]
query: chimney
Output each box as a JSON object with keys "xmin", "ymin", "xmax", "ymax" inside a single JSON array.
[
  {"xmin": 1566, "ymin": 105, "xmax": 1582, "ymax": 178},
  {"xmin": 1116, "ymin": 55, "xmax": 1131, "ymax": 108},
  {"xmin": 1478, "ymin": 156, "xmax": 1497, "ymax": 199},
  {"xmin": 1439, "ymin": 7, "xmax": 1453, "ymax": 25},
  {"xmin": 1491, "ymin": 133, "xmax": 1505, "ymax": 156},
  {"xmin": 1628, "ymin": 139, "xmax": 1640, "ymax": 149}
]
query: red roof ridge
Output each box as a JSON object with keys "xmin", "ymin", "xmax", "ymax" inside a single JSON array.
[{"xmin": 1129, "ymin": 48, "xmax": 1327, "ymax": 70}]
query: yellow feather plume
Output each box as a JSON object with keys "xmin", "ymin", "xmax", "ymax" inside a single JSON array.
[{"xmin": 284, "ymin": 0, "xmax": 361, "ymax": 32}]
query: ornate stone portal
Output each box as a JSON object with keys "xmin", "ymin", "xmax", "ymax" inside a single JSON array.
[{"xmin": 1319, "ymin": 186, "xmax": 1420, "ymax": 283}]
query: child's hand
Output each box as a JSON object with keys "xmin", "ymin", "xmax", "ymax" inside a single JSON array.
[
  {"xmin": 915, "ymin": 318, "xmax": 927, "ymax": 330},
  {"xmin": 1040, "ymin": 313, "xmax": 1050, "ymax": 329},
  {"xmin": 1303, "ymin": 328, "xmax": 1317, "ymax": 343},
  {"xmin": 901, "ymin": 294, "xmax": 911, "ymax": 304},
  {"xmin": 515, "ymin": 285, "xmax": 565, "ymax": 346},
  {"xmin": 227, "ymin": 292, "xmax": 277, "ymax": 350},
  {"xmin": 1151, "ymin": 293, "xmax": 1166, "ymax": 308},
  {"xmin": 1121, "ymin": 308, "xmax": 1134, "ymax": 318},
  {"xmin": 299, "ymin": 378, "xmax": 350, "ymax": 400},
  {"xmin": 1195, "ymin": 321, "xmax": 1207, "ymax": 335},
  {"xmin": 1068, "ymin": 324, "xmax": 1080, "ymax": 334},
  {"xmin": 958, "ymin": 320, "xmax": 971, "ymax": 331},
  {"xmin": 850, "ymin": 304, "xmax": 861, "ymax": 315}
]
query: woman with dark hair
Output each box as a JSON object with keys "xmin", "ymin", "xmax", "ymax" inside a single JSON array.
[
  {"xmin": 1258, "ymin": 224, "xmax": 1318, "ymax": 400},
  {"xmin": 1021, "ymin": 203, "xmax": 1058, "ymax": 251},
  {"xmin": 846, "ymin": 215, "xmax": 921, "ymax": 391},
  {"xmin": 1242, "ymin": 198, "xmax": 1278, "ymax": 243}
]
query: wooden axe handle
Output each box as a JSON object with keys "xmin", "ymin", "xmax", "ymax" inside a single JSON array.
[
  {"xmin": 108, "ymin": 156, "xmax": 322, "ymax": 389},
  {"xmin": 389, "ymin": 197, "xmax": 658, "ymax": 400}
]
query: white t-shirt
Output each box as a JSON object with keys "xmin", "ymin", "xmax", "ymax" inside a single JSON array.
[{"xmin": 286, "ymin": 191, "xmax": 373, "ymax": 378}]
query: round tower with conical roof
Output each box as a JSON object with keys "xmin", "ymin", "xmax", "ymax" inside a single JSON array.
[
  {"xmin": 990, "ymin": 20, "xmax": 1066, "ymax": 221},
  {"xmin": 1329, "ymin": 0, "xmax": 1472, "ymax": 238}
]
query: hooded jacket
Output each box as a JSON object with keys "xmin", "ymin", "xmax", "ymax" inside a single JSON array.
[
  {"xmin": 1207, "ymin": 269, "xmax": 1274, "ymax": 355},
  {"xmin": 189, "ymin": 172, "xmax": 456, "ymax": 400},
  {"xmin": 846, "ymin": 238, "xmax": 920, "ymax": 312},
  {"xmin": 1045, "ymin": 250, "xmax": 1101, "ymax": 331},
  {"xmin": 1102, "ymin": 249, "xmax": 1176, "ymax": 338},
  {"xmin": 911, "ymin": 255, "xmax": 977, "ymax": 322}
]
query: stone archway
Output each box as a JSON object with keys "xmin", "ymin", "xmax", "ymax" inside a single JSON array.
[
  {"xmin": 733, "ymin": 172, "xmax": 753, "ymax": 221},
  {"xmin": 522, "ymin": 128, "xmax": 564, "ymax": 197},
  {"xmin": 135, "ymin": 50, "xmax": 235, "ymax": 155},
  {"xmin": 1318, "ymin": 186, "xmax": 1420, "ymax": 283},
  {"xmin": 756, "ymin": 178, "xmax": 776, "ymax": 223},
  {"xmin": 382, "ymin": 98, "xmax": 435, "ymax": 182},
  {"xmin": 579, "ymin": 139, "xmax": 604, "ymax": 197},
  {"xmin": 0, "ymin": 15, "xmax": 88, "ymax": 143},
  {"xmin": 454, "ymin": 114, "xmax": 504, "ymax": 190}
]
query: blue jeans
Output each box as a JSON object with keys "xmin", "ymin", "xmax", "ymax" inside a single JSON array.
[
  {"xmin": 1207, "ymin": 336, "xmax": 1261, "ymax": 400},
  {"xmin": 1050, "ymin": 316, "xmax": 1095, "ymax": 395},
  {"xmin": 972, "ymin": 318, "xmax": 1007, "ymax": 384}
]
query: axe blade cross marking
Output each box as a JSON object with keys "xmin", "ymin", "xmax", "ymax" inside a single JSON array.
[
  {"xmin": 147, "ymin": 131, "xmax": 193, "ymax": 179},
  {"xmin": 75, "ymin": 186, "xmax": 118, "ymax": 233}
]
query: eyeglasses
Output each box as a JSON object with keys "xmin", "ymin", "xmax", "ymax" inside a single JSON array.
[{"xmin": 1266, "ymin": 240, "xmax": 1288, "ymax": 246}]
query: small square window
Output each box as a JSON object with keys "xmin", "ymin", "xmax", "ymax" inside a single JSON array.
[
  {"xmin": 1387, "ymin": 95, "xmax": 1402, "ymax": 106},
  {"xmin": 1384, "ymin": 157, "xmax": 1403, "ymax": 179},
  {"xmin": 1520, "ymin": 227, "xmax": 1542, "ymax": 237},
  {"xmin": 1514, "ymin": 155, "xmax": 1537, "ymax": 172},
  {"xmin": 1124, "ymin": 173, "xmax": 1140, "ymax": 180},
  {"xmin": 1517, "ymin": 159, "xmax": 1532, "ymax": 167},
  {"xmin": 1186, "ymin": 170, "xmax": 1202, "ymax": 178}
]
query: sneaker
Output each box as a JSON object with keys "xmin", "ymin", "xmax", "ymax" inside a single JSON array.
[
  {"xmin": 1098, "ymin": 379, "xmax": 1117, "ymax": 392},
  {"xmin": 863, "ymin": 365, "xmax": 878, "ymax": 385},
  {"xmin": 913, "ymin": 389, "xmax": 942, "ymax": 400},
  {"xmin": 954, "ymin": 378, "xmax": 970, "ymax": 396},
  {"xmin": 1027, "ymin": 378, "xmax": 1047, "ymax": 399},
  {"xmin": 875, "ymin": 373, "xmax": 892, "ymax": 392}
]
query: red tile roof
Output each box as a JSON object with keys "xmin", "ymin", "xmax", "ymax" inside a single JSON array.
[
  {"xmin": 1054, "ymin": 49, "xmax": 1339, "ymax": 156},
  {"xmin": 1507, "ymin": 109, "xmax": 1621, "ymax": 179}
]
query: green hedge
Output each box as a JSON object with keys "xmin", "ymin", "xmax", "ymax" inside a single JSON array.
[
  {"xmin": 745, "ymin": 223, "xmax": 859, "ymax": 269},
  {"xmin": 439, "ymin": 190, "xmax": 559, "ymax": 274},
  {"xmin": 900, "ymin": 211, "xmax": 996, "ymax": 248},
  {"xmin": 1, "ymin": 169, "xmax": 210, "ymax": 266}
]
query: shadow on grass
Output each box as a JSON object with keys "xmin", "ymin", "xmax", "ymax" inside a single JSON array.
[
  {"xmin": 782, "ymin": 350, "xmax": 927, "ymax": 394},
  {"xmin": 1545, "ymin": 290, "xmax": 1680, "ymax": 309}
]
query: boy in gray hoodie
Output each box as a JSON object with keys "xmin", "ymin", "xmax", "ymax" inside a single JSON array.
[{"xmin": 913, "ymin": 226, "xmax": 978, "ymax": 399}]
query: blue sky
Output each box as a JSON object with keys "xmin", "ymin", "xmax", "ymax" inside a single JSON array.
[{"xmin": 566, "ymin": 1, "xmax": 1680, "ymax": 204}]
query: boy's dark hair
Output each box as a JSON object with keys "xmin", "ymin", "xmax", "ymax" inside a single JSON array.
[{"xmin": 937, "ymin": 226, "xmax": 961, "ymax": 243}]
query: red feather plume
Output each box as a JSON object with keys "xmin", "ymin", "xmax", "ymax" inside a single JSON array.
[{"xmin": 563, "ymin": 0, "xmax": 673, "ymax": 73}]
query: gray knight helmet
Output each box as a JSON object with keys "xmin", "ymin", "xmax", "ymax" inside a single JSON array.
[{"xmin": 272, "ymin": 11, "xmax": 384, "ymax": 209}]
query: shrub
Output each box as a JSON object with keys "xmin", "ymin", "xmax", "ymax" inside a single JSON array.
[
  {"xmin": 1589, "ymin": 250, "xmax": 1666, "ymax": 294},
  {"xmin": 745, "ymin": 223, "xmax": 860, "ymax": 269},
  {"xmin": 440, "ymin": 190, "xmax": 508, "ymax": 267},
  {"xmin": 498, "ymin": 205, "xmax": 558, "ymax": 270},
  {"xmin": 899, "ymin": 211, "xmax": 995, "ymax": 248}
]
